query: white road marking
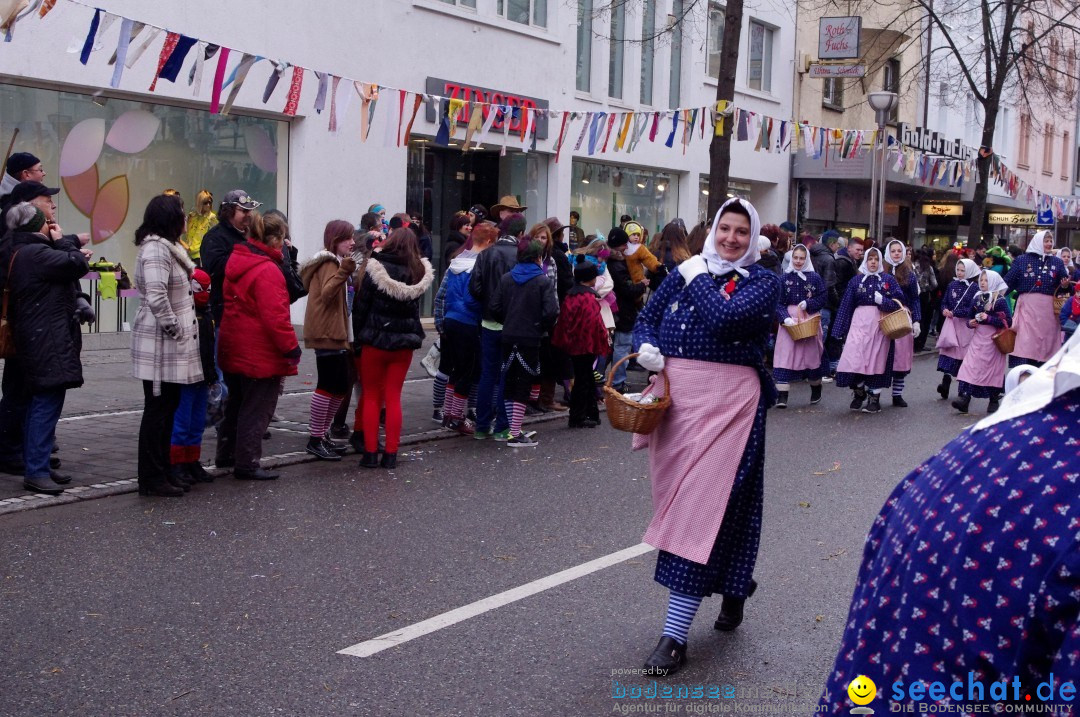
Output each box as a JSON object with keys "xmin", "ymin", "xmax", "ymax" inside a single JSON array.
[{"xmin": 337, "ymin": 542, "xmax": 655, "ymax": 658}]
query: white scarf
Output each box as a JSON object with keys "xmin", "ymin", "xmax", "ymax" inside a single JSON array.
[
  {"xmin": 785, "ymin": 243, "xmax": 816, "ymax": 281},
  {"xmin": 1026, "ymin": 230, "xmax": 1052, "ymax": 257},
  {"xmin": 956, "ymin": 258, "xmax": 980, "ymax": 283},
  {"xmin": 884, "ymin": 239, "xmax": 907, "ymax": 268},
  {"xmin": 858, "ymin": 247, "xmax": 884, "ymax": 285},
  {"xmin": 625, "ymin": 242, "xmax": 641, "ymax": 257},
  {"xmin": 975, "ymin": 269, "xmax": 1007, "ymax": 311},
  {"xmin": 701, "ymin": 197, "xmax": 761, "ymax": 278}
]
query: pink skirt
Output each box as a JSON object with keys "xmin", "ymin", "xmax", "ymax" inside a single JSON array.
[
  {"xmin": 1013, "ymin": 293, "xmax": 1062, "ymax": 362},
  {"xmin": 938, "ymin": 316, "xmax": 975, "ymax": 361},
  {"xmin": 632, "ymin": 359, "xmax": 759, "ymax": 565},
  {"xmin": 837, "ymin": 306, "xmax": 891, "ymax": 376},
  {"xmin": 773, "ymin": 307, "xmax": 823, "ymax": 371},
  {"xmin": 957, "ymin": 323, "xmax": 1006, "ymax": 389},
  {"xmin": 892, "ymin": 332, "xmax": 914, "ymax": 373}
]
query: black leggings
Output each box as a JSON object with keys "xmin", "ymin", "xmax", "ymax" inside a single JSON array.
[
  {"xmin": 501, "ymin": 344, "xmax": 540, "ymax": 404},
  {"xmin": 315, "ymin": 352, "xmax": 351, "ymax": 396},
  {"xmin": 442, "ymin": 319, "xmax": 480, "ymax": 397}
]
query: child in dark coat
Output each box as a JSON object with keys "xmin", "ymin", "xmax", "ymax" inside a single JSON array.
[
  {"xmin": 552, "ymin": 257, "xmax": 611, "ymax": 428},
  {"xmin": 170, "ymin": 268, "xmax": 217, "ymax": 484}
]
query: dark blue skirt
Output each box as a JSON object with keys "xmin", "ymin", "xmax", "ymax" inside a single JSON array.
[
  {"xmin": 937, "ymin": 355, "xmax": 963, "ymax": 376},
  {"xmin": 957, "ymin": 380, "xmax": 1000, "ymax": 399}
]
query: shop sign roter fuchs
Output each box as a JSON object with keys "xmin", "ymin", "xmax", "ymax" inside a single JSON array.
[
  {"xmin": 921, "ymin": 204, "xmax": 963, "ymax": 216},
  {"xmin": 818, "ymin": 17, "xmax": 861, "ymax": 60},
  {"xmin": 425, "ymin": 78, "xmax": 550, "ymax": 140}
]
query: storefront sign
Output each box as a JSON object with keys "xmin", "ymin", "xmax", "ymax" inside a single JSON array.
[
  {"xmin": 989, "ymin": 212, "xmax": 1037, "ymax": 225},
  {"xmin": 921, "ymin": 204, "xmax": 963, "ymax": 216},
  {"xmin": 818, "ymin": 17, "xmax": 861, "ymax": 60},
  {"xmin": 898, "ymin": 123, "xmax": 974, "ymax": 161},
  {"xmin": 808, "ymin": 64, "xmax": 866, "ymax": 78},
  {"xmin": 425, "ymin": 77, "xmax": 550, "ymax": 140}
]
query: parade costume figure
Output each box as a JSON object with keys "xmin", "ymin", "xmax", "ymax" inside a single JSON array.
[
  {"xmin": 632, "ymin": 198, "xmax": 781, "ymax": 677},
  {"xmin": 771, "ymin": 244, "xmax": 825, "ymax": 408},
  {"xmin": 882, "ymin": 240, "xmax": 922, "ymax": 407},
  {"xmin": 1004, "ymin": 230, "xmax": 1069, "ymax": 368},
  {"xmin": 184, "ymin": 190, "xmax": 217, "ymax": 264},
  {"xmin": 935, "ymin": 258, "xmax": 980, "ymax": 399},
  {"xmin": 831, "ymin": 248, "xmax": 904, "ymax": 413},
  {"xmin": 168, "ymin": 268, "xmax": 216, "ymax": 485},
  {"xmin": 818, "ymin": 330, "xmax": 1080, "ymax": 715},
  {"xmin": 953, "ymin": 270, "xmax": 1012, "ymax": 414}
]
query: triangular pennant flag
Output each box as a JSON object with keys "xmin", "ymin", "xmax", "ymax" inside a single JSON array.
[
  {"xmin": 574, "ymin": 111, "xmax": 593, "ymax": 152},
  {"xmin": 109, "ymin": 18, "xmax": 135, "ymax": 88},
  {"xmin": 283, "ymin": 65, "xmax": 304, "ymax": 117},
  {"xmin": 601, "ymin": 113, "xmax": 618, "ymax": 153},
  {"xmin": 447, "ymin": 98, "xmax": 467, "ymax": 139},
  {"xmin": 665, "ymin": 111, "xmax": 679, "ymax": 148},
  {"xmin": 402, "ymin": 93, "xmax": 425, "ymax": 145},
  {"xmin": 500, "ymin": 104, "xmax": 513, "ymax": 156},
  {"xmin": 40, "ymin": 0, "xmax": 57, "ymax": 18},
  {"xmin": 554, "ymin": 111, "xmax": 571, "ymax": 163},
  {"xmin": 587, "ymin": 112, "xmax": 606, "ymax": 155},
  {"xmin": 108, "ymin": 21, "xmax": 144, "ymax": 65},
  {"xmin": 463, "ymin": 105, "xmax": 485, "ymax": 150},
  {"xmin": 220, "ymin": 53, "xmax": 258, "ymax": 116},
  {"xmin": 475, "ymin": 102, "xmax": 501, "ymax": 149},
  {"xmin": 328, "ymin": 76, "xmax": 343, "ymax": 132},
  {"xmin": 209, "ymin": 47, "xmax": 231, "ymax": 114},
  {"xmin": 649, "ymin": 112, "xmax": 660, "ymax": 142},
  {"xmin": 79, "ymin": 9, "xmax": 102, "ymax": 65},
  {"xmin": 188, "ymin": 43, "xmax": 218, "ymax": 85},
  {"xmin": 614, "ymin": 112, "xmax": 633, "ymax": 152},
  {"xmin": 148, "ymin": 33, "xmax": 181, "ymax": 91},
  {"xmin": 519, "ymin": 107, "xmax": 534, "ymax": 153},
  {"xmin": 313, "ymin": 72, "xmax": 329, "ymax": 114},
  {"xmin": 157, "ymin": 35, "xmax": 198, "ymax": 85},
  {"xmin": 434, "ymin": 99, "xmax": 451, "ymax": 146},
  {"xmin": 263, "ymin": 62, "xmax": 287, "ymax": 104},
  {"xmin": 396, "ymin": 91, "xmax": 407, "ymax": 146}
]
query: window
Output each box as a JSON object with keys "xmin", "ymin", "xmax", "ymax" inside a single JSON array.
[
  {"xmin": 640, "ymin": 3, "xmax": 656, "ymax": 104},
  {"xmin": 1043, "ymin": 123, "xmax": 1055, "ymax": 175},
  {"xmin": 883, "ymin": 58, "xmax": 900, "ymax": 123},
  {"xmin": 669, "ymin": 0, "xmax": 683, "ymax": 108},
  {"xmin": 1019, "ymin": 114, "xmax": 1031, "ymax": 167},
  {"xmin": 498, "ymin": 0, "xmax": 546, "ymax": 28},
  {"xmin": 576, "ymin": 0, "xmax": 592, "ymax": 92},
  {"xmin": 608, "ymin": 2, "xmax": 625, "ymax": 98},
  {"xmin": 822, "ymin": 78, "xmax": 843, "ymax": 109},
  {"xmin": 439, "ymin": 0, "xmax": 476, "ymax": 7},
  {"xmin": 747, "ymin": 20, "xmax": 774, "ymax": 93},
  {"xmin": 1064, "ymin": 131, "xmax": 1071, "ymax": 179},
  {"xmin": 707, "ymin": 2, "xmax": 726, "ymax": 79}
]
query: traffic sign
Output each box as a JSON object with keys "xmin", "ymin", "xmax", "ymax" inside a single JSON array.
[
  {"xmin": 809, "ymin": 64, "xmax": 866, "ymax": 78},
  {"xmin": 1036, "ymin": 207, "xmax": 1054, "ymax": 226}
]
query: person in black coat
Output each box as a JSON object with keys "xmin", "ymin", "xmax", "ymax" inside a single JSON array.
[
  {"xmin": 442, "ymin": 214, "xmax": 471, "ymax": 272},
  {"xmin": 201, "ymin": 190, "xmax": 259, "ymax": 324},
  {"xmin": 607, "ymin": 228, "xmax": 647, "ymax": 392},
  {"xmin": 0, "ymin": 204, "xmax": 90, "ymax": 495}
]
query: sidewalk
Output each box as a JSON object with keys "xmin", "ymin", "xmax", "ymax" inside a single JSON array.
[{"xmin": 0, "ymin": 335, "xmax": 576, "ymax": 515}]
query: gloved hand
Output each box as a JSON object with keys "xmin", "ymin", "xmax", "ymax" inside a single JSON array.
[
  {"xmin": 75, "ymin": 296, "xmax": 95, "ymax": 325},
  {"xmin": 912, "ymin": 322, "xmax": 921, "ymax": 338},
  {"xmin": 874, "ymin": 291, "xmax": 883, "ymax": 305},
  {"xmin": 798, "ymin": 301, "xmax": 807, "ymax": 311},
  {"xmin": 340, "ymin": 256, "xmax": 357, "ymax": 274},
  {"xmin": 783, "ymin": 317, "xmax": 797, "ymax": 327},
  {"xmin": 636, "ymin": 343, "xmax": 665, "ymax": 372},
  {"xmin": 284, "ymin": 345, "xmax": 302, "ymax": 367},
  {"xmin": 677, "ymin": 255, "xmax": 708, "ymax": 285}
]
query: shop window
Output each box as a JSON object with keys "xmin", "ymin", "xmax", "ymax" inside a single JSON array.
[
  {"xmin": 576, "ymin": 0, "xmax": 593, "ymax": 92},
  {"xmin": 1043, "ymin": 123, "xmax": 1055, "ymax": 175},
  {"xmin": 1064, "ymin": 131, "xmax": 1071, "ymax": 179},
  {"xmin": 640, "ymin": 3, "xmax": 656, "ymax": 105},
  {"xmin": 707, "ymin": 2, "xmax": 726, "ymax": 80},
  {"xmin": 608, "ymin": 1, "xmax": 626, "ymax": 99},
  {"xmin": 498, "ymin": 0, "xmax": 546, "ymax": 28},
  {"xmin": 572, "ymin": 160, "xmax": 679, "ymax": 239},
  {"xmin": 747, "ymin": 20, "xmax": 774, "ymax": 93},
  {"xmin": 669, "ymin": 0, "xmax": 683, "ymax": 108},
  {"xmin": 883, "ymin": 58, "xmax": 900, "ymax": 124},
  {"xmin": 822, "ymin": 78, "xmax": 843, "ymax": 110}
]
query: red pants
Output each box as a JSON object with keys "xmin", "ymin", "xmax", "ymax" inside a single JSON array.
[{"xmin": 359, "ymin": 346, "xmax": 413, "ymax": 453}]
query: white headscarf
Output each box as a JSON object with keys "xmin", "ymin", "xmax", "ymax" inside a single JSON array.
[
  {"xmin": 1026, "ymin": 230, "xmax": 1052, "ymax": 257},
  {"xmin": 956, "ymin": 258, "xmax": 980, "ymax": 283},
  {"xmin": 858, "ymin": 247, "xmax": 884, "ymax": 283},
  {"xmin": 975, "ymin": 268, "xmax": 1007, "ymax": 311},
  {"xmin": 884, "ymin": 239, "xmax": 907, "ymax": 267},
  {"xmin": 702, "ymin": 197, "xmax": 761, "ymax": 277},
  {"xmin": 1057, "ymin": 247, "xmax": 1074, "ymax": 270},
  {"xmin": 785, "ymin": 243, "xmax": 816, "ymax": 280}
]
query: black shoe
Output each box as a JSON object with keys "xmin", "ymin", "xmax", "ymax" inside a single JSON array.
[
  {"xmin": 524, "ymin": 402, "xmax": 545, "ymax": 416},
  {"xmin": 23, "ymin": 475, "xmax": 64, "ymax": 495},
  {"xmin": 322, "ymin": 437, "xmax": 348, "ymax": 456},
  {"xmin": 849, "ymin": 387, "xmax": 866, "ymax": 411},
  {"xmin": 937, "ymin": 375, "xmax": 952, "ymax": 400},
  {"xmin": 380, "ymin": 452, "xmax": 398, "ymax": 469},
  {"xmin": 951, "ymin": 394, "xmax": 971, "ymax": 414},
  {"xmin": 184, "ymin": 461, "xmax": 214, "ymax": 483},
  {"xmin": 167, "ymin": 466, "xmax": 191, "ymax": 492},
  {"xmin": 466, "ymin": 409, "xmax": 477, "ymax": 422},
  {"xmin": 643, "ymin": 636, "xmax": 687, "ymax": 677},
  {"xmin": 568, "ymin": 419, "xmax": 597, "ymax": 428},
  {"xmin": 49, "ymin": 470, "xmax": 72, "ymax": 485},
  {"xmin": 892, "ymin": 395, "xmax": 909, "ymax": 408},
  {"xmin": 988, "ymin": 395, "xmax": 1001, "ymax": 413},
  {"xmin": 714, "ymin": 579, "xmax": 757, "ymax": 631},
  {"xmin": 0, "ymin": 460, "xmax": 25, "ymax": 475},
  {"xmin": 234, "ymin": 467, "xmax": 280, "ymax": 480},
  {"xmin": 862, "ymin": 393, "xmax": 882, "ymax": 414},
  {"xmin": 349, "ymin": 430, "xmax": 365, "ymax": 453},
  {"xmin": 359, "ymin": 451, "xmax": 380, "ymax": 469},
  {"xmin": 329, "ymin": 423, "xmax": 350, "ymax": 440},
  {"xmin": 214, "ymin": 453, "xmax": 235, "ymax": 468},
  {"xmin": 775, "ymin": 390, "xmax": 788, "ymax": 409},
  {"xmin": 810, "ymin": 384, "xmax": 822, "ymax": 404},
  {"xmin": 306, "ymin": 436, "xmax": 342, "ymax": 461},
  {"xmin": 50, "ymin": 456, "xmax": 61, "ymax": 469},
  {"xmin": 137, "ymin": 481, "xmax": 183, "ymax": 497}
]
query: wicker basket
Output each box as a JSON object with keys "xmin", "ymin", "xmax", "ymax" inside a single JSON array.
[
  {"xmin": 783, "ymin": 314, "xmax": 821, "ymax": 341},
  {"xmin": 1054, "ymin": 295, "xmax": 1068, "ymax": 317},
  {"xmin": 879, "ymin": 299, "xmax": 913, "ymax": 340},
  {"xmin": 603, "ymin": 354, "xmax": 671, "ymax": 435},
  {"xmin": 992, "ymin": 327, "xmax": 1017, "ymax": 354}
]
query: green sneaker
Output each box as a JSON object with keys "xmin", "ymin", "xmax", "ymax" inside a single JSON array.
[
  {"xmin": 492, "ymin": 429, "xmax": 512, "ymax": 442},
  {"xmin": 474, "ymin": 429, "xmax": 492, "ymax": 440}
]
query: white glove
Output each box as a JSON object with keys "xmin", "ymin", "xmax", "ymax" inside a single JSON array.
[
  {"xmin": 912, "ymin": 322, "xmax": 921, "ymax": 338},
  {"xmin": 783, "ymin": 317, "xmax": 797, "ymax": 327},
  {"xmin": 678, "ymin": 255, "xmax": 708, "ymax": 284},
  {"xmin": 636, "ymin": 343, "xmax": 665, "ymax": 372},
  {"xmin": 874, "ymin": 291, "xmax": 883, "ymax": 305},
  {"xmin": 798, "ymin": 301, "xmax": 807, "ymax": 310}
]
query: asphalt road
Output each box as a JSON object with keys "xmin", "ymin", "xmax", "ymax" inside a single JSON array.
[{"xmin": 0, "ymin": 354, "xmax": 978, "ymax": 716}]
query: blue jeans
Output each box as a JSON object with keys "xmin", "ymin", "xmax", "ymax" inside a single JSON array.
[
  {"xmin": 818, "ymin": 308, "xmax": 834, "ymax": 376},
  {"xmin": 23, "ymin": 389, "xmax": 65, "ymax": 479},
  {"xmin": 475, "ymin": 327, "xmax": 509, "ymax": 433},
  {"xmin": 172, "ymin": 382, "xmax": 209, "ymax": 455},
  {"xmin": 611, "ymin": 331, "xmax": 634, "ymax": 387}
]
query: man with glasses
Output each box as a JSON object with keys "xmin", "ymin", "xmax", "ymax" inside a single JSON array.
[
  {"xmin": 201, "ymin": 189, "xmax": 261, "ymax": 325},
  {"xmin": 0, "ymin": 152, "xmax": 48, "ymax": 205}
]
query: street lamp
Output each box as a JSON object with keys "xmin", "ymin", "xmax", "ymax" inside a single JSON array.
[{"xmin": 867, "ymin": 91, "xmax": 898, "ymax": 243}]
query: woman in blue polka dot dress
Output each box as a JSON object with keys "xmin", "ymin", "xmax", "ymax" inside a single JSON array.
[
  {"xmin": 631, "ymin": 198, "xmax": 781, "ymax": 677},
  {"xmin": 934, "ymin": 258, "xmax": 980, "ymax": 400},
  {"xmin": 1004, "ymin": 231, "xmax": 1069, "ymax": 369},
  {"xmin": 771, "ymin": 243, "xmax": 827, "ymax": 408}
]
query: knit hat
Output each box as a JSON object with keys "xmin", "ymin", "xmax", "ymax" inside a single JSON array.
[
  {"xmin": 624, "ymin": 221, "xmax": 644, "ymax": 238},
  {"xmin": 6, "ymin": 152, "xmax": 40, "ymax": 177},
  {"xmin": 574, "ymin": 254, "xmax": 598, "ymax": 283},
  {"xmin": 192, "ymin": 268, "xmax": 211, "ymax": 309},
  {"xmin": 14, "ymin": 206, "xmax": 46, "ymax": 234},
  {"xmin": 517, "ymin": 238, "xmax": 544, "ymax": 264},
  {"xmin": 607, "ymin": 227, "xmax": 629, "ymax": 248}
]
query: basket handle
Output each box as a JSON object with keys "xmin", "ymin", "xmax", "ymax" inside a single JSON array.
[{"xmin": 606, "ymin": 352, "xmax": 670, "ymax": 398}]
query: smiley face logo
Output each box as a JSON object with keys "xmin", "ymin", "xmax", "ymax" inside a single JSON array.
[{"xmin": 847, "ymin": 675, "xmax": 877, "ymax": 706}]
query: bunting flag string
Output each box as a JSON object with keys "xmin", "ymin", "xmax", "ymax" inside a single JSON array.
[
  {"xmin": 474, "ymin": 101, "xmax": 501, "ymax": 149},
  {"xmin": 108, "ymin": 17, "xmax": 133, "ymax": 88},
  {"xmin": 220, "ymin": 53, "xmax": 258, "ymax": 116},
  {"xmin": 401, "ymin": 92, "xmax": 424, "ymax": 145},
  {"xmin": 208, "ymin": 47, "xmax": 231, "ymax": 114},
  {"xmin": 553, "ymin": 111, "xmax": 571, "ymax": 163}
]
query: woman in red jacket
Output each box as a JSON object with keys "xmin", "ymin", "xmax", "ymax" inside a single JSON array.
[{"xmin": 216, "ymin": 212, "xmax": 301, "ymax": 480}]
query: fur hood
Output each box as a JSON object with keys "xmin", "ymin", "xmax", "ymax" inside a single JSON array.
[
  {"xmin": 142, "ymin": 235, "xmax": 196, "ymax": 276},
  {"xmin": 365, "ymin": 255, "xmax": 434, "ymax": 301},
  {"xmin": 299, "ymin": 250, "xmax": 344, "ymax": 286}
]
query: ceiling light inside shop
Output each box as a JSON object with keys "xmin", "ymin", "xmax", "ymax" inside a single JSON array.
[
  {"xmin": 701, "ymin": 188, "xmax": 709, "ymax": 196},
  {"xmin": 581, "ymin": 165, "xmax": 591, "ymax": 184},
  {"xmin": 636, "ymin": 178, "xmax": 647, "ymax": 189},
  {"xmin": 657, "ymin": 183, "xmax": 666, "ymax": 192}
]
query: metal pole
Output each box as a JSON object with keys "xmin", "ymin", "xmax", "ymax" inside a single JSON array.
[
  {"xmin": 869, "ymin": 130, "xmax": 879, "ymax": 240},
  {"xmin": 877, "ymin": 119, "xmax": 888, "ymax": 241}
]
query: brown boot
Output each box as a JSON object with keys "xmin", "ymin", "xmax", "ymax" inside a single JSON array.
[{"xmin": 539, "ymin": 379, "xmax": 569, "ymax": 412}]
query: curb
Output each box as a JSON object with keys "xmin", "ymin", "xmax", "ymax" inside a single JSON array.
[{"xmin": 0, "ymin": 409, "xmax": 574, "ymax": 518}]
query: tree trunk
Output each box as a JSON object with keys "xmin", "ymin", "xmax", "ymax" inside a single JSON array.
[
  {"xmin": 968, "ymin": 103, "xmax": 999, "ymax": 248},
  {"xmin": 708, "ymin": 0, "xmax": 745, "ymax": 219}
]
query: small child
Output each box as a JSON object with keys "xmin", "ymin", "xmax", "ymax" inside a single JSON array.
[
  {"xmin": 170, "ymin": 268, "xmax": 216, "ymax": 483},
  {"xmin": 1061, "ymin": 281, "xmax": 1080, "ymax": 340},
  {"xmin": 552, "ymin": 257, "xmax": 611, "ymax": 428},
  {"xmin": 490, "ymin": 239, "xmax": 560, "ymax": 447},
  {"xmin": 623, "ymin": 221, "xmax": 667, "ymax": 285}
]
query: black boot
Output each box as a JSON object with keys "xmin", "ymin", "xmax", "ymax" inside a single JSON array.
[
  {"xmin": 810, "ymin": 384, "xmax": 822, "ymax": 405},
  {"xmin": 306, "ymin": 436, "xmax": 342, "ymax": 461},
  {"xmin": 184, "ymin": 461, "xmax": 214, "ymax": 483},
  {"xmin": 987, "ymin": 394, "xmax": 1001, "ymax": 413},
  {"xmin": 714, "ymin": 579, "xmax": 758, "ymax": 631},
  {"xmin": 214, "ymin": 437, "xmax": 235, "ymax": 468},
  {"xmin": 643, "ymin": 636, "xmax": 687, "ymax": 677},
  {"xmin": 862, "ymin": 392, "xmax": 882, "ymax": 413},
  {"xmin": 321, "ymin": 437, "xmax": 348, "ymax": 456},
  {"xmin": 775, "ymin": 391, "xmax": 788, "ymax": 409},
  {"xmin": 349, "ymin": 430, "xmax": 365, "ymax": 453},
  {"xmin": 951, "ymin": 393, "xmax": 971, "ymax": 414},
  {"xmin": 849, "ymin": 386, "xmax": 867, "ymax": 411},
  {"xmin": 892, "ymin": 394, "xmax": 909, "ymax": 408},
  {"xmin": 380, "ymin": 452, "xmax": 398, "ymax": 469},
  {"xmin": 168, "ymin": 465, "xmax": 191, "ymax": 492},
  {"xmin": 937, "ymin": 374, "xmax": 952, "ymax": 400},
  {"xmin": 359, "ymin": 451, "xmax": 380, "ymax": 469},
  {"xmin": 137, "ymin": 479, "xmax": 183, "ymax": 497}
]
